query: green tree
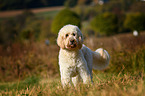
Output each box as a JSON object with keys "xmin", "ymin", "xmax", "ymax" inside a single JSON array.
[
  {"xmin": 124, "ymin": 13, "xmax": 145, "ymax": 31},
  {"xmin": 51, "ymin": 9, "xmax": 81, "ymax": 34},
  {"xmin": 108, "ymin": 0, "xmax": 136, "ymax": 12},
  {"xmin": 91, "ymin": 12, "xmax": 118, "ymax": 36},
  {"xmin": 64, "ymin": 0, "xmax": 78, "ymax": 7}
]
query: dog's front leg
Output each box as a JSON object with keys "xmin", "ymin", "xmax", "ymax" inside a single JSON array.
[
  {"xmin": 61, "ymin": 77, "xmax": 71, "ymax": 88},
  {"xmin": 77, "ymin": 62, "xmax": 91, "ymax": 84},
  {"xmin": 60, "ymin": 68, "xmax": 71, "ymax": 88},
  {"xmin": 72, "ymin": 75, "xmax": 80, "ymax": 87}
]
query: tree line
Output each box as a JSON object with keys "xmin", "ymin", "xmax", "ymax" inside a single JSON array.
[{"xmin": 0, "ymin": 0, "xmax": 65, "ymax": 11}]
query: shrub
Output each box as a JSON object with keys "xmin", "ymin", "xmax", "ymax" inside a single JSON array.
[
  {"xmin": 20, "ymin": 20, "xmax": 42, "ymax": 41},
  {"xmin": 0, "ymin": 10, "xmax": 37, "ymax": 44},
  {"xmin": 40, "ymin": 20, "xmax": 57, "ymax": 44},
  {"xmin": 124, "ymin": 13, "xmax": 145, "ymax": 31},
  {"xmin": 91, "ymin": 12, "xmax": 118, "ymax": 36},
  {"xmin": 0, "ymin": 19, "xmax": 16, "ymax": 44},
  {"xmin": 51, "ymin": 8, "xmax": 81, "ymax": 34},
  {"xmin": 74, "ymin": 5, "xmax": 97, "ymax": 21}
]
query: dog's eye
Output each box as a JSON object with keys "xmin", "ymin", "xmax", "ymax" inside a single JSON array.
[
  {"xmin": 66, "ymin": 34, "xmax": 69, "ymax": 37},
  {"xmin": 73, "ymin": 33, "xmax": 75, "ymax": 36}
]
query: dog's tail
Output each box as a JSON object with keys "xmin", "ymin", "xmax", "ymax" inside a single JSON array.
[{"xmin": 92, "ymin": 48, "xmax": 110, "ymax": 70}]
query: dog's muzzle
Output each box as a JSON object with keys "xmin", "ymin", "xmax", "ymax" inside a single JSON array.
[
  {"xmin": 70, "ymin": 39, "xmax": 75, "ymax": 45},
  {"xmin": 67, "ymin": 39, "xmax": 77, "ymax": 49}
]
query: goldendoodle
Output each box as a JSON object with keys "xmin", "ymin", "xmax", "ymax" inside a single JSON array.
[{"xmin": 57, "ymin": 24, "xmax": 110, "ymax": 87}]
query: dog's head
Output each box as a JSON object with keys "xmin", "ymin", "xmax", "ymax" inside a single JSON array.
[{"xmin": 57, "ymin": 24, "xmax": 83, "ymax": 50}]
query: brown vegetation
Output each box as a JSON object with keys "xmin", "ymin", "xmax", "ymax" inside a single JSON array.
[
  {"xmin": 85, "ymin": 31, "xmax": 145, "ymax": 51},
  {"xmin": 0, "ymin": 32, "xmax": 145, "ymax": 82}
]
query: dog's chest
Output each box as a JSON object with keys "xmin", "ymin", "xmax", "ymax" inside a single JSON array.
[
  {"xmin": 59, "ymin": 49, "xmax": 82, "ymax": 67},
  {"xmin": 60, "ymin": 53, "xmax": 78, "ymax": 66}
]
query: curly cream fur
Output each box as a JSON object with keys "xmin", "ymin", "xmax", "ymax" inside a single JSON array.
[{"xmin": 57, "ymin": 24, "xmax": 110, "ymax": 87}]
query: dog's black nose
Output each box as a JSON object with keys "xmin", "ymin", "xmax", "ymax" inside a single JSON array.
[{"xmin": 70, "ymin": 40, "xmax": 75, "ymax": 45}]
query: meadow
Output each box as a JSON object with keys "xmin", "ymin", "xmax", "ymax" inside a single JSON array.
[
  {"xmin": 0, "ymin": 31, "xmax": 145, "ymax": 96},
  {"xmin": 0, "ymin": 72, "xmax": 144, "ymax": 96},
  {"xmin": 0, "ymin": 1, "xmax": 145, "ymax": 95}
]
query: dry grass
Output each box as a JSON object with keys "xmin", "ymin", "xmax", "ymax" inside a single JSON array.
[
  {"xmin": 0, "ymin": 32, "xmax": 145, "ymax": 95},
  {"xmin": 0, "ymin": 72, "xmax": 144, "ymax": 96},
  {"xmin": 0, "ymin": 32, "xmax": 145, "ymax": 81},
  {"xmin": 0, "ymin": 42, "xmax": 59, "ymax": 82},
  {"xmin": 85, "ymin": 31, "xmax": 145, "ymax": 51}
]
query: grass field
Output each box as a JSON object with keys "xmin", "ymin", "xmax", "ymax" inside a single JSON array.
[
  {"xmin": 0, "ymin": 32, "xmax": 145, "ymax": 95},
  {"xmin": 35, "ymin": 10, "xmax": 60, "ymax": 19},
  {"xmin": 0, "ymin": 4, "xmax": 145, "ymax": 95},
  {"xmin": 0, "ymin": 72, "xmax": 144, "ymax": 96},
  {"xmin": 0, "ymin": 6, "xmax": 63, "ymax": 18}
]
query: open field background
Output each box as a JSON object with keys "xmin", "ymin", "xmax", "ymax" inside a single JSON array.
[
  {"xmin": 0, "ymin": 0, "xmax": 145, "ymax": 95},
  {"xmin": 0, "ymin": 6, "xmax": 63, "ymax": 18},
  {"xmin": 0, "ymin": 31, "xmax": 145, "ymax": 95}
]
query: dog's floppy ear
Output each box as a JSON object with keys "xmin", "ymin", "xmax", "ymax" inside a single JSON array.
[
  {"xmin": 78, "ymin": 35, "xmax": 83, "ymax": 49},
  {"xmin": 79, "ymin": 35, "xmax": 83, "ymax": 44},
  {"xmin": 77, "ymin": 27, "xmax": 83, "ymax": 49},
  {"xmin": 57, "ymin": 33, "xmax": 65, "ymax": 49}
]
